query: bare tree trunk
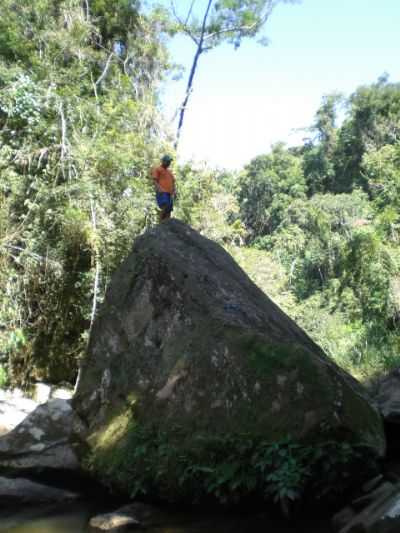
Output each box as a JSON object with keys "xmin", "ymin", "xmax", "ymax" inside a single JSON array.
[
  {"xmin": 175, "ymin": 0, "xmax": 213, "ymax": 148},
  {"xmin": 59, "ymin": 101, "xmax": 71, "ymax": 181},
  {"xmin": 89, "ymin": 198, "xmax": 100, "ymax": 335},
  {"xmin": 74, "ymin": 196, "xmax": 100, "ymax": 395},
  {"xmin": 84, "ymin": 0, "xmax": 90, "ymax": 21},
  {"xmin": 95, "ymin": 52, "xmax": 114, "ymax": 88},
  {"xmin": 175, "ymin": 47, "xmax": 202, "ymax": 148}
]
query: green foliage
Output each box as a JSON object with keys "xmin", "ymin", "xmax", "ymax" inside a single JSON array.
[
  {"xmin": 258, "ymin": 191, "xmax": 372, "ymax": 295},
  {"xmin": 237, "ymin": 143, "xmax": 306, "ymax": 238},
  {"xmin": 175, "ymin": 163, "xmax": 246, "ymax": 245},
  {"xmin": 334, "ymin": 77, "xmax": 400, "ymax": 192},
  {"xmin": 89, "ymin": 0, "xmax": 140, "ymax": 43},
  {"xmin": 227, "ymin": 245, "xmax": 296, "ymax": 311},
  {"xmin": 300, "ymin": 78, "xmax": 400, "ymax": 195},
  {"xmin": 0, "ymin": 366, "xmax": 7, "ymax": 389},
  {"xmin": 343, "ymin": 227, "xmax": 396, "ymax": 322},
  {"xmin": 237, "ymin": 88, "xmax": 400, "ymax": 378},
  {"xmin": 0, "ymin": 0, "xmax": 171, "ymax": 385},
  {"xmin": 87, "ymin": 423, "xmax": 377, "ymax": 510},
  {"xmin": 302, "ymin": 94, "xmax": 342, "ymax": 194},
  {"xmin": 362, "ymin": 142, "xmax": 400, "ymax": 215}
]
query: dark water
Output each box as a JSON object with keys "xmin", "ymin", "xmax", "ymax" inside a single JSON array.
[{"xmin": 0, "ymin": 502, "xmax": 330, "ymax": 533}]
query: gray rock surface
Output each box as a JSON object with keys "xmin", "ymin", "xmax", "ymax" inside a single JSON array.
[
  {"xmin": 0, "ymin": 398, "xmax": 85, "ymax": 475},
  {"xmin": 73, "ymin": 220, "xmax": 385, "ymax": 500},
  {"xmin": 0, "ymin": 476, "xmax": 80, "ymax": 504},
  {"xmin": 0, "ymin": 385, "xmax": 73, "ymax": 437},
  {"xmin": 375, "ymin": 368, "xmax": 400, "ymax": 423}
]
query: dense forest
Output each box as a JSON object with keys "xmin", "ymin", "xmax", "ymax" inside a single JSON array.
[{"xmin": 1, "ymin": 0, "xmax": 400, "ymax": 389}]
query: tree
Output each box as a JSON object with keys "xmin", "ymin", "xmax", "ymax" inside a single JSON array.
[
  {"xmin": 303, "ymin": 94, "xmax": 342, "ymax": 194},
  {"xmin": 237, "ymin": 143, "xmax": 306, "ymax": 239},
  {"xmin": 264, "ymin": 191, "xmax": 373, "ymax": 298},
  {"xmin": 170, "ymin": 0, "xmax": 299, "ymax": 146},
  {"xmin": 335, "ymin": 76, "xmax": 400, "ymax": 192}
]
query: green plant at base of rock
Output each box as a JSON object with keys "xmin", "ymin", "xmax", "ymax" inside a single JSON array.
[
  {"xmin": 0, "ymin": 365, "xmax": 8, "ymax": 389},
  {"xmin": 86, "ymin": 423, "xmax": 379, "ymax": 509}
]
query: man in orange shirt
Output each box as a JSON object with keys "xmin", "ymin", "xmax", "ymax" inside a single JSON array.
[{"xmin": 151, "ymin": 155, "xmax": 176, "ymax": 222}]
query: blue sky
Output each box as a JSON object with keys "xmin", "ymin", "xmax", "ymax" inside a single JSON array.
[{"xmin": 158, "ymin": 0, "xmax": 400, "ymax": 170}]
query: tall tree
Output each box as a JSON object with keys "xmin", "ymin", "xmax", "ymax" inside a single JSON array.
[{"xmin": 170, "ymin": 0, "xmax": 299, "ymax": 146}]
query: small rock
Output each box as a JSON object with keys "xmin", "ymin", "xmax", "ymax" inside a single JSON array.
[{"xmin": 89, "ymin": 511, "xmax": 140, "ymax": 531}]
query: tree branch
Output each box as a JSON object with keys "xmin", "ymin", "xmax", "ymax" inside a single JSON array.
[
  {"xmin": 170, "ymin": 0, "xmax": 200, "ymax": 46},
  {"xmin": 2, "ymin": 245, "xmax": 61, "ymax": 268},
  {"xmin": 182, "ymin": 26, "xmax": 201, "ymax": 46},
  {"xmin": 200, "ymin": 0, "xmax": 214, "ymax": 42},
  {"xmin": 204, "ymin": 21, "xmax": 259, "ymax": 41},
  {"xmin": 95, "ymin": 52, "xmax": 114, "ymax": 87},
  {"xmin": 175, "ymin": 0, "xmax": 214, "ymax": 146},
  {"xmin": 184, "ymin": 0, "xmax": 197, "ymax": 25},
  {"xmin": 84, "ymin": 0, "xmax": 90, "ymax": 21},
  {"xmin": 89, "ymin": 196, "xmax": 100, "ymax": 335},
  {"xmin": 58, "ymin": 101, "xmax": 69, "ymax": 181},
  {"xmin": 204, "ymin": 1, "xmax": 275, "ymax": 41}
]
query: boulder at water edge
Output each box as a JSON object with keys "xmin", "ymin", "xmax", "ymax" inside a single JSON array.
[
  {"xmin": 0, "ymin": 399, "xmax": 84, "ymax": 475},
  {"xmin": 73, "ymin": 220, "xmax": 385, "ymax": 502}
]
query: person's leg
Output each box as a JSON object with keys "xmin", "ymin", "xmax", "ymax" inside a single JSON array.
[
  {"xmin": 156, "ymin": 192, "xmax": 172, "ymax": 222},
  {"xmin": 159, "ymin": 206, "xmax": 168, "ymax": 222}
]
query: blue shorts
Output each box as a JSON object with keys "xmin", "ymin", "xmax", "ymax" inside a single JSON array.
[{"xmin": 156, "ymin": 192, "xmax": 173, "ymax": 213}]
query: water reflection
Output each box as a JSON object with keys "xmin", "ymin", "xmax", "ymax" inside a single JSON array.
[{"xmin": 0, "ymin": 503, "xmax": 91, "ymax": 533}]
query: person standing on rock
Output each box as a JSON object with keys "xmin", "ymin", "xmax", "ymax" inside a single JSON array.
[{"xmin": 151, "ymin": 155, "xmax": 176, "ymax": 222}]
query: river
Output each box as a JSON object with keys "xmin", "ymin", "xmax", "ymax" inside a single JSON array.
[{"xmin": 0, "ymin": 501, "xmax": 331, "ymax": 532}]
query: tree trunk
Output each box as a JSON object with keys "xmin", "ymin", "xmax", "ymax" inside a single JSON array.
[{"xmin": 175, "ymin": 0, "xmax": 213, "ymax": 148}]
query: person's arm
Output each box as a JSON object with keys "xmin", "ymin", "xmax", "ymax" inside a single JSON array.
[
  {"xmin": 171, "ymin": 173, "xmax": 176, "ymax": 197},
  {"xmin": 151, "ymin": 167, "xmax": 161, "ymax": 192}
]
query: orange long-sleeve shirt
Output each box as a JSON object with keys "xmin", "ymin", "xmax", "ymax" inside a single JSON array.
[{"xmin": 151, "ymin": 165, "xmax": 175, "ymax": 194}]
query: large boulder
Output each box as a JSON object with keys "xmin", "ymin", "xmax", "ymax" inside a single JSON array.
[{"xmin": 73, "ymin": 220, "xmax": 385, "ymax": 502}]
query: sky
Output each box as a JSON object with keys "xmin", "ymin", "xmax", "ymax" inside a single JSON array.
[{"xmin": 158, "ymin": 0, "xmax": 400, "ymax": 170}]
